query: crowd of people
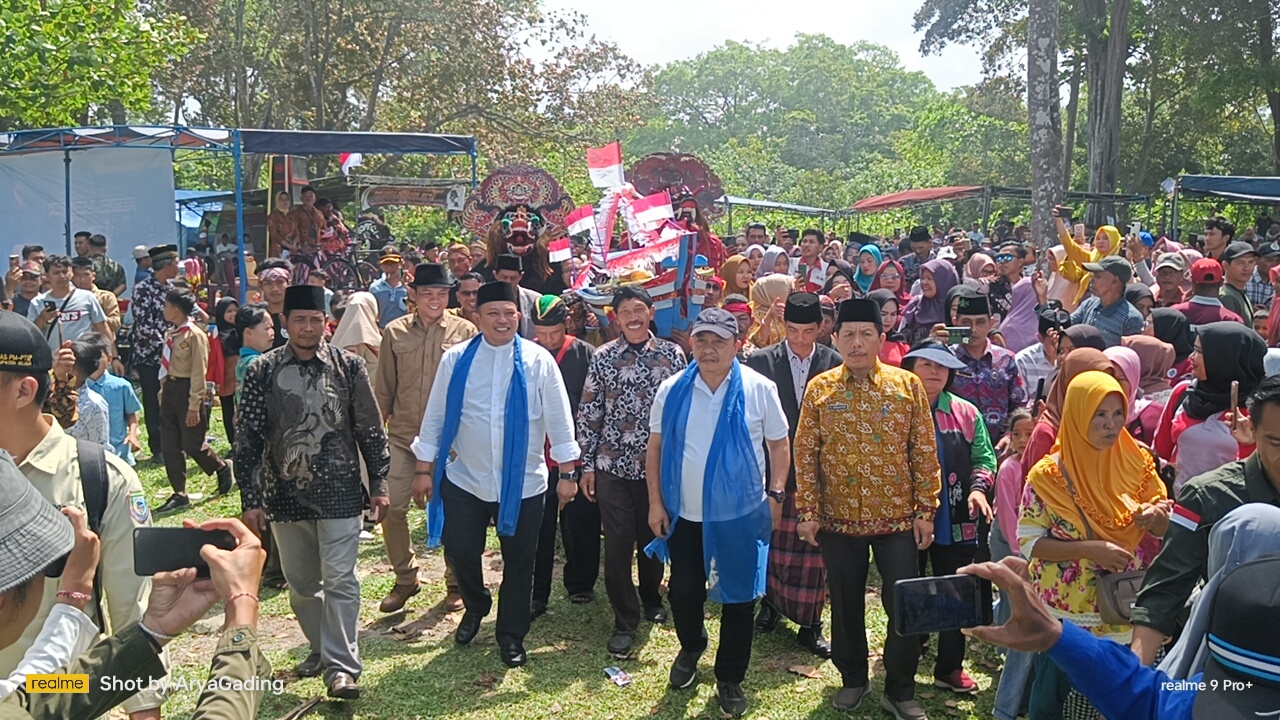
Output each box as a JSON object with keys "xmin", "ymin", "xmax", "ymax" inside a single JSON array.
[{"xmin": 2, "ymin": 205, "xmax": 1280, "ymax": 720}]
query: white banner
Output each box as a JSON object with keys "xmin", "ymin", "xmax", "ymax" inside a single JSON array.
[{"xmin": 0, "ymin": 147, "xmax": 176, "ymax": 295}]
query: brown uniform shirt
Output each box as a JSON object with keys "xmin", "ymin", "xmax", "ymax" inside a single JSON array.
[
  {"xmin": 375, "ymin": 311, "xmax": 477, "ymax": 449},
  {"xmin": 266, "ymin": 208, "xmax": 293, "ymax": 258},
  {"xmin": 159, "ymin": 322, "xmax": 210, "ymax": 414},
  {"xmin": 92, "ymin": 287, "xmax": 120, "ymax": 336}
]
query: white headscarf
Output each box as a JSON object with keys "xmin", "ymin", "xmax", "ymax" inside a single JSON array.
[{"xmin": 331, "ymin": 291, "xmax": 382, "ymax": 351}]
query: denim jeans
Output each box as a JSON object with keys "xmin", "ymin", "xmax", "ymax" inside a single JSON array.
[{"xmin": 990, "ymin": 522, "xmax": 1034, "ymax": 720}]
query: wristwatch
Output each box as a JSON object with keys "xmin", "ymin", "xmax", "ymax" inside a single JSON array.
[
  {"xmin": 558, "ymin": 471, "xmax": 578, "ymax": 483},
  {"xmin": 766, "ymin": 489, "xmax": 786, "ymax": 503}
]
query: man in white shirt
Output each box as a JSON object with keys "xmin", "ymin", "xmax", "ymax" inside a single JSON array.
[
  {"xmin": 1014, "ymin": 308, "xmax": 1070, "ymax": 403},
  {"xmin": 28, "ymin": 255, "xmax": 109, "ymax": 350},
  {"xmin": 411, "ymin": 281, "xmax": 579, "ymax": 669},
  {"xmin": 646, "ymin": 307, "xmax": 791, "ymax": 718}
]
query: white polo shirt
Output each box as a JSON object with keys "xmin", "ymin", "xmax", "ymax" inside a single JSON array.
[{"xmin": 650, "ymin": 365, "xmax": 788, "ymax": 522}]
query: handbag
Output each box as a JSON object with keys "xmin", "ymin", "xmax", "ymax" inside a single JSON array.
[{"xmin": 1056, "ymin": 459, "xmax": 1145, "ymax": 626}]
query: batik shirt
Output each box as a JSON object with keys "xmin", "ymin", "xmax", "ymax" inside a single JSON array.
[
  {"xmin": 577, "ymin": 334, "xmax": 686, "ymax": 481},
  {"xmin": 236, "ymin": 343, "xmax": 390, "ymax": 521},
  {"xmin": 129, "ymin": 276, "xmax": 168, "ymax": 367},
  {"xmin": 67, "ymin": 385, "xmax": 110, "ymax": 451},
  {"xmin": 793, "ymin": 361, "xmax": 941, "ymax": 536},
  {"xmin": 950, "ymin": 342, "xmax": 1027, "ymax": 441}
]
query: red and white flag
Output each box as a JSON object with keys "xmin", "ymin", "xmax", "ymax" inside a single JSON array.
[
  {"xmin": 565, "ymin": 205, "xmax": 596, "ymax": 237},
  {"xmin": 548, "ymin": 237, "xmax": 572, "ymax": 263},
  {"xmin": 587, "ymin": 141, "xmax": 624, "ymax": 188},
  {"xmin": 1170, "ymin": 504, "xmax": 1201, "ymax": 532},
  {"xmin": 340, "ymin": 152, "xmax": 363, "ymax": 175},
  {"xmin": 631, "ymin": 191, "xmax": 673, "ymax": 229}
]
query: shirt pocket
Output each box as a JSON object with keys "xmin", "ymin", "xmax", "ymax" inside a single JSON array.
[{"xmin": 392, "ymin": 337, "xmax": 425, "ymax": 396}]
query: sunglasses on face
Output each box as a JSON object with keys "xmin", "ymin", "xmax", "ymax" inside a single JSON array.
[{"xmin": 995, "ymin": 254, "xmax": 1015, "ymax": 263}]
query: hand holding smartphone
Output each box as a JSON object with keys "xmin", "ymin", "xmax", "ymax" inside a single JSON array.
[
  {"xmin": 894, "ymin": 574, "xmax": 992, "ymax": 636},
  {"xmin": 134, "ymin": 527, "xmax": 237, "ymax": 577}
]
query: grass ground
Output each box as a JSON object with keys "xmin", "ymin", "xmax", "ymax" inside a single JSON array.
[{"xmin": 135, "ymin": 406, "xmax": 1002, "ymax": 719}]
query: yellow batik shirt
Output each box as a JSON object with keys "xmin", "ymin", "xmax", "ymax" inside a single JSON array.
[{"xmin": 793, "ymin": 360, "xmax": 941, "ymax": 536}]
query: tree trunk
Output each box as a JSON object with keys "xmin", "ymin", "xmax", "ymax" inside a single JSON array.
[
  {"xmin": 1028, "ymin": 0, "xmax": 1064, "ymax": 249},
  {"xmin": 1083, "ymin": 0, "xmax": 1131, "ymax": 226},
  {"xmin": 1258, "ymin": 8, "xmax": 1280, "ymax": 175},
  {"xmin": 1062, "ymin": 50, "xmax": 1082, "ymax": 191}
]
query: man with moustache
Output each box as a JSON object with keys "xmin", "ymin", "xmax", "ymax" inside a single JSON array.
[
  {"xmin": 746, "ymin": 292, "xmax": 841, "ymax": 657},
  {"xmin": 411, "ymin": 281, "xmax": 579, "ymax": 668}
]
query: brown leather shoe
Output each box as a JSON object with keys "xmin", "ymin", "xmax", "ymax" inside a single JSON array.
[
  {"xmin": 327, "ymin": 671, "xmax": 360, "ymax": 700},
  {"xmin": 444, "ymin": 587, "xmax": 464, "ymax": 612},
  {"xmin": 378, "ymin": 583, "xmax": 420, "ymax": 613}
]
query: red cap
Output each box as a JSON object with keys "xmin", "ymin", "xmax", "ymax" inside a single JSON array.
[{"xmin": 1191, "ymin": 258, "xmax": 1224, "ymax": 284}]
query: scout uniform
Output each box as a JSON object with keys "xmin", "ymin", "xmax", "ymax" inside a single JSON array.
[
  {"xmin": 373, "ymin": 263, "xmax": 476, "ymax": 611},
  {"xmin": 157, "ymin": 311, "xmax": 231, "ymax": 509},
  {"xmin": 92, "ymin": 286, "xmax": 121, "ymax": 337},
  {"xmin": 0, "ymin": 311, "xmax": 169, "ymax": 716}
]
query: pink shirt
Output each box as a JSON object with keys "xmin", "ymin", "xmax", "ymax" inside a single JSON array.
[{"xmin": 995, "ymin": 455, "xmax": 1025, "ymax": 549}]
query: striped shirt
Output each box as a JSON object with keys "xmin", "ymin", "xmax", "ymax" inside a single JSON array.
[{"xmin": 1069, "ymin": 295, "xmax": 1145, "ymax": 347}]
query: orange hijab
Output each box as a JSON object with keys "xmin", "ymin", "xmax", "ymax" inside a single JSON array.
[
  {"xmin": 718, "ymin": 254, "xmax": 752, "ymax": 297},
  {"xmin": 1028, "ymin": 371, "xmax": 1166, "ymax": 550}
]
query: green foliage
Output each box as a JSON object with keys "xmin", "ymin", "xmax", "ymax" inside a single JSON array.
[{"xmin": 0, "ymin": 0, "xmax": 200, "ymax": 129}]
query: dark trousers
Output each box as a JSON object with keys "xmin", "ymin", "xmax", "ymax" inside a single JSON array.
[
  {"xmin": 919, "ymin": 542, "xmax": 978, "ymax": 677},
  {"xmin": 821, "ymin": 530, "xmax": 920, "ymax": 700},
  {"xmin": 441, "ymin": 478, "xmax": 543, "ymax": 645},
  {"xmin": 668, "ymin": 518, "xmax": 755, "ymax": 684},
  {"xmin": 158, "ymin": 377, "xmax": 223, "ymax": 494},
  {"xmin": 533, "ymin": 482, "xmax": 602, "ymax": 605},
  {"xmin": 219, "ymin": 394, "xmax": 235, "ymax": 449},
  {"xmin": 136, "ymin": 364, "xmax": 163, "ymax": 457},
  {"xmin": 596, "ymin": 471, "xmax": 664, "ymax": 633}
]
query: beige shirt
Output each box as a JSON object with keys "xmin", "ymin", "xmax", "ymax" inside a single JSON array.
[
  {"xmin": 375, "ymin": 311, "xmax": 476, "ymax": 449},
  {"xmin": 0, "ymin": 419, "xmax": 167, "ymax": 714},
  {"xmin": 91, "ymin": 288, "xmax": 120, "ymax": 337},
  {"xmin": 159, "ymin": 322, "xmax": 210, "ymax": 414}
]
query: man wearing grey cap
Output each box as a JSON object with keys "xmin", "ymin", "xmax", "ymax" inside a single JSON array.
[
  {"xmin": 645, "ymin": 307, "xmax": 790, "ymax": 717},
  {"xmin": 1152, "ymin": 251, "xmax": 1189, "ymax": 307},
  {"xmin": 1071, "ymin": 256, "xmax": 1145, "ymax": 346}
]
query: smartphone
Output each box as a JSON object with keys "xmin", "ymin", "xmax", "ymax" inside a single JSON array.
[
  {"xmin": 43, "ymin": 300, "xmax": 58, "ymax": 313},
  {"xmin": 1055, "ymin": 205, "xmax": 1074, "ymax": 223},
  {"xmin": 133, "ymin": 527, "xmax": 236, "ymax": 578},
  {"xmin": 1130, "ymin": 221, "xmax": 1142, "ymax": 237},
  {"xmin": 893, "ymin": 574, "xmax": 992, "ymax": 636},
  {"xmin": 8, "ymin": 255, "xmax": 17, "ymax": 269},
  {"xmin": 945, "ymin": 326, "xmax": 972, "ymax": 344},
  {"xmin": 1035, "ymin": 378, "xmax": 1047, "ymax": 406}
]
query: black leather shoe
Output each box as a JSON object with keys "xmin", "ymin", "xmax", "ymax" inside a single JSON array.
[
  {"xmin": 530, "ymin": 600, "xmax": 547, "ymax": 621},
  {"xmin": 156, "ymin": 494, "xmax": 189, "ymax": 514},
  {"xmin": 293, "ymin": 655, "xmax": 323, "ymax": 678},
  {"xmin": 644, "ymin": 604, "xmax": 668, "ymax": 623},
  {"xmin": 455, "ymin": 611, "xmax": 482, "ymax": 645},
  {"xmin": 754, "ymin": 602, "xmax": 779, "ymax": 634},
  {"xmin": 717, "ymin": 681, "xmax": 749, "ymax": 717},
  {"xmin": 669, "ymin": 649, "xmax": 702, "ymax": 689},
  {"xmin": 500, "ymin": 642, "xmax": 527, "ymax": 668},
  {"xmin": 797, "ymin": 623, "xmax": 832, "ymax": 659},
  {"xmin": 606, "ymin": 631, "xmax": 633, "ymax": 657},
  {"xmin": 216, "ymin": 462, "xmax": 234, "ymax": 495},
  {"xmin": 326, "ymin": 671, "xmax": 360, "ymax": 700}
]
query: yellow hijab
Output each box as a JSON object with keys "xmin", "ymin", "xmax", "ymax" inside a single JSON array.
[
  {"xmin": 1059, "ymin": 225, "xmax": 1123, "ymax": 306},
  {"xmin": 1028, "ymin": 370, "xmax": 1166, "ymax": 550}
]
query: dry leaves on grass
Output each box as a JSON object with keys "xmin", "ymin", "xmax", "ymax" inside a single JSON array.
[
  {"xmin": 786, "ymin": 665, "xmax": 822, "ymax": 679},
  {"xmin": 473, "ymin": 672, "xmax": 499, "ymax": 690},
  {"xmin": 550, "ymin": 701, "xmax": 562, "ymax": 713}
]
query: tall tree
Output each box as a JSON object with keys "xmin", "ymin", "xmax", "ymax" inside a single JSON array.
[
  {"xmin": 1079, "ymin": 0, "xmax": 1130, "ymax": 223},
  {"xmin": 1027, "ymin": 0, "xmax": 1063, "ymax": 245}
]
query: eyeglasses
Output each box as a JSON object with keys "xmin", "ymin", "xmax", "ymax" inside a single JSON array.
[
  {"xmin": 995, "ymin": 254, "xmax": 1016, "ymax": 263},
  {"xmin": 457, "ymin": 290, "xmax": 478, "ymax": 297},
  {"xmin": 879, "ymin": 273, "xmax": 901, "ymax": 281}
]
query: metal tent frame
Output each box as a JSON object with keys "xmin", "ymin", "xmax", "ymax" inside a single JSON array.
[{"xmin": 0, "ymin": 125, "xmax": 479, "ymax": 301}]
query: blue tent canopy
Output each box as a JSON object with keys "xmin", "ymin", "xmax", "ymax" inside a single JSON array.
[
  {"xmin": 1178, "ymin": 175, "xmax": 1280, "ymax": 203},
  {"xmin": 238, "ymin": 129, "xmax": 475, "ymax": 156}
]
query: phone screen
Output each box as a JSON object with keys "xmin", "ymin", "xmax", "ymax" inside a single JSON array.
[
  {"xmin": 894, "ymin": 574, "xmax": 991, "ymax": 636},
  {"xmin": 945, "ymin": 326, "xmax": 972, "ymax": 344},
  {"xmin": 133, "ymin": 527, "xmax": 236, "ymax": 578}
]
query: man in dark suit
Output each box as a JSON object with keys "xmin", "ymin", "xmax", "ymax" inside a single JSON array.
[{"xmin": 745, "ymin": 292, "xmax": 841, "ymax": 657}]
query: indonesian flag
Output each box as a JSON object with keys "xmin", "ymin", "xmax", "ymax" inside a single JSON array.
[
  {"xmin": 587, "ymin": 141, "xmax": 624, "ymax": 188},
  {"xmin": 632, "ymin": 191, "xmax": 673, "ymax": 229},
  {"xmin": 340, "ymin": 152, "xmax": 363, "ymax": 175},
  {"xmin": 565, "ymin": 205, "xmax": 596, "ymax": 237},
  {"xmin": 548, "ymin": 237, "xmax": 571, "ymax": 263},
  {"xmin": 1170, "ymin": 504, "xmax": 1200, "ymax": 532}
]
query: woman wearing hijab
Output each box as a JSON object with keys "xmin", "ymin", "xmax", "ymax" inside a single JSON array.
[
  {"xmin": 718, "ymin": 255, "xmax": 754, "ymax": 298},
  {"xmin": 744, "ymin": 245, "xmax": 765, "ymax": 274},
  {"xmin": 821, "ymin": 266, "xmax": 857, "ymax": 302},
  {"xmin": 1153, "ymin": 322, "xmax": 1267, "ymax": 493},
  {"xmin": 331, "ymin": 291, "xmax": 383, "ymax": 378},
  {"xmin": 1057, "ymin": 325, "xmax": 1107, "ymax": 359},
  {"xmin": 1056, "ymin": 217, "xmax": 1124, "ymax": 308},
  {"xmin": 1104, "ymin": 346, "xmax": 1141, "ymax": 420},
  {"xmin": 1268, "ymin": 265, "xmax": 1280, "ymax": 346},
  {"xmin": 748, "ymin": 273, "xmax": 794, "ymax": 348},
  {"xmin": 853, "ymin": 244, "xmax": 882, "ymax": 294},
  {"xmin": 823, "ymin": 240, "xmax": 843, "ymax": 263},
  {"xmin": 963, "ymin": 253, "xmax": 996, "ymax": 289},
  {"xmin": 868, "ymin": 289, "xmax": 910, "ymax": 366},
  {"xmin": 1022, "ymin": 348, "xmax": 1116, "ymax": 475},
  {"xmin": 756, "ymin": 246, "xmax": 790, "ymax": 279},
  {"xmin": 902, "ymin": 258, "xmax": 959, "ymax": 345},
  {"xmin": 1158, "ymin": 504, "xmax": 1280, "ymax": 679},
  {"xmin": 1149, "ymin": 308, "xmax": 1194, "ymax": 382},
  {"xmin": 870, "ymin": 258, "xmax": 910, "ymax": 306},
  {"xmin": 211, "ymin": 296, "xmax": 239, "ymax": 449},
  {"xmin": 1020, "ymin": 371, "xmax": 1167, "ymax": 719},
  {"xmin": 1124, "ymin": 283, "xmax": 1155, "ymax": 322},
  {"xmin": 1122, "ymin": 335, "xmax": 1176, "ymax": 444}
]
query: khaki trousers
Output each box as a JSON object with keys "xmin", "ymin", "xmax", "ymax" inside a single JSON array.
[{"xmin": 382, "ymin": 443, "xmax": 455, "ymax": 589}]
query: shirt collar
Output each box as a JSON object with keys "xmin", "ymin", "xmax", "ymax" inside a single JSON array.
[
  {"xmin": 22, "ymin": 417, "xmax": 67, "ymax": 475},
  {"xmin": 840, "ymin": 359, "xmax": 883, "ymax": 387},
  {"xmin": 1245, "ymin": 454, "xmax": 1280, "ymax": 503},
  {"xmin": 955, "ymin": 343, "xmax": 990, "ymax": 362},
  {"xmin": 785, "ymin": 341, "xmax": 815, "ymax": 363},
  {"xmin": 1189, "ymin": 295, "xmax": 1223, "ymax": 307},
  {"xmin": 934, "ymin": 391, "xmax": 953, "ymax": 413},
  {"xmin": 281, "ymin": 341, "xmax": 334, "ymax": 366}
]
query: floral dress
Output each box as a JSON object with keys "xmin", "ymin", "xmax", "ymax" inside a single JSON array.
[{"xmin": 1017, "ymin": 460, "xmax": 1162, "ymax": 642}]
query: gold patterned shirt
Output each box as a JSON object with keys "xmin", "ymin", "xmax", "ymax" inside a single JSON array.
[{"xmin": 793, "ymin": 360, "xmax": 941, "ymax": 536}]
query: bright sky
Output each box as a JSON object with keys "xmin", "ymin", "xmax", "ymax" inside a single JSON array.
[{"xmin": 542, "ymin": 0, "xmax": 986, "ymax": 91}]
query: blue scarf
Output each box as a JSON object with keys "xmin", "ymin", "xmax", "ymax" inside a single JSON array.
[
  {"xmin": 427, "ymin": 335, "xmax": 529, "ymax": 547},
  {"xmin": 645, "ymin": 359, "xmax": 771, "ymax": 604}
]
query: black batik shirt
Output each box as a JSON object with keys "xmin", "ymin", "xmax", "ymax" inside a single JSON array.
[
  {"xmin": 129, "ymin": 277, "xmax": 168, "ymax": 367},
  {"xmin": 236, "ymin": 342, "xmax": 390, "ymax": 521}
]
